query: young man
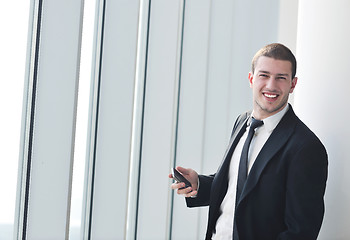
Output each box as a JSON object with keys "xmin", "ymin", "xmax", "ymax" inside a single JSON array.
[{"xmin": 170, "ymin": 43, "xmax": 328, "ymax": 239}]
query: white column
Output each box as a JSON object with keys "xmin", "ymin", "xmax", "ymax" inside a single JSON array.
[
  {"xmin": 294, "ymin": 0, "xmax": 350, "ymax": 239},
  {"xmin": 15, "ymin": 0, "xmax": 84, "ymax": 239}
]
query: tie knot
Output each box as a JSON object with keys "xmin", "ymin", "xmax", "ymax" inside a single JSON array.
[{"xmin": 250, "ymin": 117, "xmax": 264, "ymax": 130}]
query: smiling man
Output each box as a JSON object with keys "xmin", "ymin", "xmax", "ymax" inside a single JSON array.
[{"xmin": 170, "ymin": 43, "xmax": 328, "ymax": 240}]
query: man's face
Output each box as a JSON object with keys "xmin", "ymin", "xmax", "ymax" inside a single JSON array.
[{"xmin": 249, "ymin": 56, "xmax": 297, "ymax": 119}]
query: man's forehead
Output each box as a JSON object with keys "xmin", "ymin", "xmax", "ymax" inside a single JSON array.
[{"xmin": 255, "ymin": 56, "xmax": 292, "ymax": 75}]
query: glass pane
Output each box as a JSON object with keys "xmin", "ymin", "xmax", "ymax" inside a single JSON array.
[
  {"xmin": 0, "ymin": 1, "xmax": 30, "ymax": 239},
  {"xmin": 69, "ymin": 0, "xmax": 95, "ymax": 238}
]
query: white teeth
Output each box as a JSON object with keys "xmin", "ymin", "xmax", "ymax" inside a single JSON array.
[{"xmin": 264, "ymin": 93, "xmax": 277, "ymax": 98}]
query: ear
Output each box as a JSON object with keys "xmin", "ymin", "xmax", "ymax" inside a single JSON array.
[
  {"xmin": 248, "ymin": 72, "xmax": 254, "ymax": 87},
  {"xmin": 290, "ymin": 77, "xmax": 298, "ymax": 93}
]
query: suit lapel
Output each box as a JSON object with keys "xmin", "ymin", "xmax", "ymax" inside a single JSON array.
[{"xmin": 238, "ymin": 106, "xmax": 298, "ymax": 204}]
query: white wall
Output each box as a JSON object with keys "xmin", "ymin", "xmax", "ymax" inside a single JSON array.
[{"xmin": 295, "ymin": 0, "xmax": 350, "ymax": 239}]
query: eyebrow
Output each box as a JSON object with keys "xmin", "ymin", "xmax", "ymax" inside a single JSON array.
[{"xmin": 258, "ymin": 71, "xmax": 289, "ymax": 77}]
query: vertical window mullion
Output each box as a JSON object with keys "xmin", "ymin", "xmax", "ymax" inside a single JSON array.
[{"xmin": 14, "ymin": 0, "xmax": 43, "ymax": 238}]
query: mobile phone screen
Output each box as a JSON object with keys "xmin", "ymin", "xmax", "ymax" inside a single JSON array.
[{"xmin": 172, "ymin": 168, "xmax": 192, "ymax": 189}]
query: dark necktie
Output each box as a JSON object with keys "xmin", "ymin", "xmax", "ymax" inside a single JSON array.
[{"xmin": 233, "ymin": 117, "xmax": 263, "ymax": 239}]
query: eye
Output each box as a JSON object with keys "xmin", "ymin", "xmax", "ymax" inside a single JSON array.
[
  {"xmin": 259, "ymin": 74, "xmax": 269, "ymax": 78},
  {"xmin": 276, "ymin": 76, "xmax": 287, "ymax": 81}
]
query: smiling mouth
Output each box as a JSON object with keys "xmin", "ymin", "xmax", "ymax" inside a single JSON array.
[{"xmin": 263, "ymin": 93, "xmax": 278, "ymax": 99}]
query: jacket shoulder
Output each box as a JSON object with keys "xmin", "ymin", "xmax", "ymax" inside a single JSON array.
[{"xmin": 232, "ymin": 111, "xmax": 251, "ymax": 129}]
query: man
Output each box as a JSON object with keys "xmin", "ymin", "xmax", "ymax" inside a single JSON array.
[{"xmin": 170, "ymin": 43, "xmax": 328, "ymax": 239}]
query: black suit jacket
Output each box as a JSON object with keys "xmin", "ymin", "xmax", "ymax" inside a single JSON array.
[{"xmin": 186, "ymin": 105, "xmax": 328, "ymax": 240}]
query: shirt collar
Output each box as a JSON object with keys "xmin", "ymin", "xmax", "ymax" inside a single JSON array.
[{"xmin": 250, "ymin": 104, "xmax": 289, "ymax": 133}]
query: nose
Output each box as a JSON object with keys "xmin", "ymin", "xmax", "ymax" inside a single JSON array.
[{"xmin": 265, "ymin": 77, "xmax": 277, "ymax": 90}]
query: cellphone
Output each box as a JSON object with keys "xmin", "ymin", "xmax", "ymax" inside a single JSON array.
[{"xmin": 172, "ymin": 168, "xmax": 192, "ymax": 189}]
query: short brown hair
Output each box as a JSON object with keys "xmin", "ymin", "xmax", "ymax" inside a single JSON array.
[{"xmin": 251, "ymin": 43, "xmax": 297, "ymax": 79}]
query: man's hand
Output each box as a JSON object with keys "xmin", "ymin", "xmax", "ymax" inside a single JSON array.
[{"xmin": 169, "ymin": 166, "xmax": 198, "ymax": 198}]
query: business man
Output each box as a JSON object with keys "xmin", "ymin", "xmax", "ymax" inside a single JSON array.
[{"xmin": 170, "ymin": 43, "xmax": 328, "ymax": 239}]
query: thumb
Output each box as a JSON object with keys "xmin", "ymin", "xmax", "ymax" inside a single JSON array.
[{"xmin": 176, "ymin": 166, "xmax": 190, "ymax": 175}]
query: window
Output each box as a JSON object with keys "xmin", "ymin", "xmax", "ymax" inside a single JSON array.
[{"xmin": 69, "ymin": 0, "xmax": 95, "ymax": 238}]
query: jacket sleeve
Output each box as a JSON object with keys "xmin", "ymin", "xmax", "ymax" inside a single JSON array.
[
  {"xmin": 185, "ymin": 174, "xmax": 215, "ymax": 208},
  {"xmin": 278, "ymin": 139, "xmax": 328, "ymax": 240}
]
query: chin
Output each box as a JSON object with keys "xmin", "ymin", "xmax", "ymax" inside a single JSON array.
[
  {"xmin": 256, "ymin": 101, "xmax": 285, "ymax": 117},
  {"xmin": 265, "ymin": 103, "xmax": 286, "ymax": 114}
]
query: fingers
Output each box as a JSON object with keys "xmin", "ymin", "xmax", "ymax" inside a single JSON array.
[
  {"xmin": 170, "ymin": 181, "xmax": 184, "ymax": 190},
  {"xmin": 178, "ymin": 188, "xmax": 197, "ymax": 198},
  {"xmin": 171, "ymin": 182, "xmax": 197, "ymax": 197},
  {"xmin": 176, "ymin": 186, "xmax": 197, "ymax": 198}
]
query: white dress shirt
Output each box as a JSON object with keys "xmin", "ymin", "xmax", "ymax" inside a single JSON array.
[{"xmin": 212, "ymin": 105, "xmax": 289, "ymax": 239}]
